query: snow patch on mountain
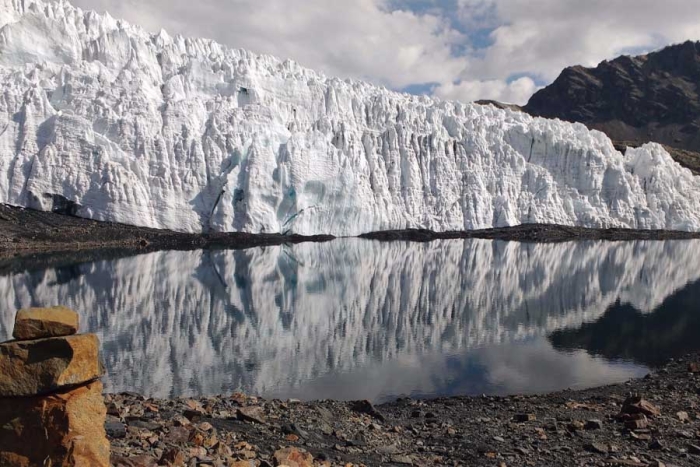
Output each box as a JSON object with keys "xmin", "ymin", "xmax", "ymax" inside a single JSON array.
[{"xmin": 1, "ymin": 0, "xmax": 700, "ymax": 235}]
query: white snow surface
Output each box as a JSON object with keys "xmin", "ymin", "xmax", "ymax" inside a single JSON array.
[{"xmin": 1, "ymin": 0, "xmax": 700, "ymax": 235}]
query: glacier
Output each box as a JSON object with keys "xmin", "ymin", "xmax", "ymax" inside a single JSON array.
[
  {"xmin": 1, "ymin": 238, "xmax": 698, "ymax": 399},
  {"xmin": 1, "ymin": 0, "xmax": 700, "ymax": 235}
]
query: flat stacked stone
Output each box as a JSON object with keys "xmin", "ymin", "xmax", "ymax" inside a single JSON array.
[
  {"xmin": 0, "ymin": 307, "xmax": 110, "ymax": 467},
  {"xmin": 13, "ymin": 305, "xmax": 80, "ymax": 340}
]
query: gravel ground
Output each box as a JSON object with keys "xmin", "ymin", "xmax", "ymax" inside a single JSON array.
[{"xmin": 108, "ymin": 355, "xmax": 700, "ymax": 467}]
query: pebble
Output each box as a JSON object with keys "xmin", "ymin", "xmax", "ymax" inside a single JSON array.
[
  {"xmin": 584, "ymin": 442, "xmax": 609, "ymax": 454},
  {"xmin": 585, "ymin": 419, "xmax": 603, "ymax": 430},
  {"xmin": 236, "ymin": 406, "xmax": 267, "ymax": 424}
]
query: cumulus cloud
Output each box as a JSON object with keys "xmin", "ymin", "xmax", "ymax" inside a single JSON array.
[
  {"xmin": 68, "ymin": 0, "xmax": 467, "ymax": 89},
  {"xmin": 435, "ymin": 76, "xmax": 538, "ymax": 104},
  {"xmin": 66, "ymin": 0, "xmax": 700, "ymax": 105},
  {"xmin": 455, "ymin": 0, "xmax": 700, "ymax": 83}
]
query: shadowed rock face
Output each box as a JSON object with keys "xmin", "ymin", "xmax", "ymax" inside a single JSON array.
[{"xmin": 524, "ymin": 41, "xmax": 700, "ymax": 172}]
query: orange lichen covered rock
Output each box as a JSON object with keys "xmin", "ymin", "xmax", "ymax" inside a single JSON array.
[
  {"xmin": 0, "ymin": 380, "xmax": 109, "ymax": 466},
  {"xmin": 273, "ymin": 447, "xmax": 314, "ymax": 467},
  {"xmin": 13, "ymin": 306, "xmax": 79, "ymax": 340},
  {"xmin": 0, "ymin": 334, "xmax": 104, "ymax": 397}
]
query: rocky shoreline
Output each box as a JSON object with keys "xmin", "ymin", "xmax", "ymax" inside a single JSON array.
[
  {"xmin": 108, "ymin": 355, "xmax": 700, "ymax": 467},
  {"xmin": 3, "ymin": 204, "xmax": 700, "ymax": 263},
  {"xmin": 360, "ymin": 225, "xmax": 700, "ymax": 243},
  {"xmin": 0, "ymin": 204, "xmax": 333, "ymax": 260}
]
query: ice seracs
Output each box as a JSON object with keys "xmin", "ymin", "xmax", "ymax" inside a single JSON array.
[{"xmin": 1, "ymin": 0, "xmax": 700, "ymax": 235}]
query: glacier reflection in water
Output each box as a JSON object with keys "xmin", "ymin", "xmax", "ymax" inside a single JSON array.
[{"xmin": 2, "ymin": 238, "xmax": 700, "ymax": 402}]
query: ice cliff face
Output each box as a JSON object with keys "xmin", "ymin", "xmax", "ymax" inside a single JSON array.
[
  {"xmin": 1, "ymin": 238, "xmax": 699, "ymax": 398},
  {"xmin": 1, "ymin": 0, "xmax": 700, "ymax": 235}
]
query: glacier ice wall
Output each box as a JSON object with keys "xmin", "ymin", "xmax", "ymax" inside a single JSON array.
[
  {"xmin": 1, "ymin": 0, "xmax": 700, "ymax": 235},
  {"xmin": 1, "ymin": 238, "xmax": 699, "ymax": 398}
]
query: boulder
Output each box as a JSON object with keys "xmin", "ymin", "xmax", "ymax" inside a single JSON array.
[
  {"xmin": 237, "ymin": 406, "xmax": 267, "ymax": 424},
  {"xmin": 0, "ymin": 334, "xmax": 104, "ymax": 397},
  {"xmin": 0, "ymin": 380, "xmax": 110, "ymax": 466},
  {"xmin": 273, "ymin": 447, "xmax": 314, "ymax": 467},
  {"xmin": 621, "ymin": 396, "xmax": 661, "ymax": 418},
  {"xmin": 12, "ymin": 306, "xmax": 79, "ymax": 341}
]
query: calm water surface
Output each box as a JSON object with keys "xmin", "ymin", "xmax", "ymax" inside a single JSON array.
[{"xmin": 2, "ymin": 239, "xmax": 700, "ymax": 403}]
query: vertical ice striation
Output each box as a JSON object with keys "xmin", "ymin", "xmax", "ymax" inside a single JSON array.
[{"xmin": 1, "ymin": 0, "xmax": 700, "ymax": 235}]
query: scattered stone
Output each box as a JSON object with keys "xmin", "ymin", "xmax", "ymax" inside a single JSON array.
[
  {"xmin": 198, "ymin": 421, "xmax": 213, "ymax": 431},
  {"xmin": 230, "ymin": 392, "xmax": 247, "ymax": 405},
  {"xmin": 610, "ymin": 459, "xmax": 645, "ymax": 466},
  {"xmin": 689, "ymin": 444, "xmax": 700, "ymax": 455},
  {"xmin": 567, "ymin": 420, "xmax": 585, "ymax": 431},
  {"xmin": 350, "ymin": 399, "xmax": 386, "ymax": 421},
  {"xmin": 377, "ymin": 445, "xmax": 401, "ymax": 455},
  {"xmin": 106, "ymin": 417, "xmax": 127, "ymax": 439},
  {"xmin": 160, "ymin": 447, "xmax": 185, "ymax": 466},
  {"xmin": 584, "ymin": 442, "xmax": 609, "ymax": 454},
  {"xmin": 315, "ymin": 406, "xmax": 334, "ymax": 421},
  {"xmin": 624, "ymin": 414, "xmax": 649, "ymax": 430},
  {"xmin": 677, "ymin": 411, "xmax": 690, "ymax": 422},
  {"xmin": 585, "ymin": 419, "xmax": 603, "ymax": 430},
  {"xmin": 282, "ymin": 422, "xmax": 309, "ymax": 440},
  {"xmin": 689, "ymin": 363, "xmax": 700, "ymax": 374},
  {"xmin": 621, "ymin": 396, "xmax": 661, "ymax": 418},
  {"xmin": 630, "ymin": 431, "xmax": 652, "ymax": 441},
  {"xmin": 0, "ymin": 333, "xmax": 104, "ymax": 396},
  {"xmin": 648, "ymin": 438, "xmax": 665, "ymax": 450},
  {"xmin": 513, "ymin": 413, "xmax": 536, "ymax": 423},
  {"xmin": 165, "ymin": 426, "xmax": 192, "ymax": 444},
  {"xmin": 273, "ymin": 447, "xmax": 313, "ymax": 467},
  {"xmin": 390, "ymin": 455, "xmax": 414, "ymax": 465},
  {"xmin": 112, "ymin": 454, "xmax": 159, "ymax": 467},
  {"xmin": 128, "ymin": 418, "xmax": 162, "ymax": 431},
  {"xmin": 0, "ymin": 380, "xmax": 110, "ymax": 466},
  {"xmin": 13, "ymin": 306, "xmax": 79, "ymax": 340},
  {"xmin": 237, "ymin": 406, "xmax": 267, "ymax": 424}
]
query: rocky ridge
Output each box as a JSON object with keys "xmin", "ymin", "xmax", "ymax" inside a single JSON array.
[{"xmin": 523, "ymin": 41, "xmax": 700, "ymax": 174}]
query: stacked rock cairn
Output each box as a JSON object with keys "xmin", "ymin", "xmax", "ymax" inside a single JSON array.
[{"xmin": 0, "ymin": 306, "xmax": 110, "ymax": 466}]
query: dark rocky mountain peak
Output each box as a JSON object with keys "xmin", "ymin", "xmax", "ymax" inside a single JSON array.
[{"xmin": 521, "ymin": 40, "xmax": 700, "ymax": 173}]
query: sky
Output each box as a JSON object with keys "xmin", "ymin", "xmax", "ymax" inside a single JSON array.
[{"xmin": 68, "ymin": 0, "xmax": 700, "ymax": 105}]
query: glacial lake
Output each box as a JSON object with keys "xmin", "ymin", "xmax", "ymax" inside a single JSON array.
[{"xmin": 2, "ymin": 239, "xmax": 700, "ymax": 403}]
